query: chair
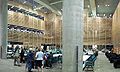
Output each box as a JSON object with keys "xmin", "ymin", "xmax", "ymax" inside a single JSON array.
[{"xmin": 84, "ymin": 56, "xmax": 97, "ymax": 71}]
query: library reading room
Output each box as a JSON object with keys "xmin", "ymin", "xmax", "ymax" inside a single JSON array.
[{"xmin": 0, "ymin": 0, "xmax": 120, "ymax": 72}]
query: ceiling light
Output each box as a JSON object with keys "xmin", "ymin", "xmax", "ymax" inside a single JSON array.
[
  {"xmin": 97, "ymin": 5, "xmax": 99, "ymax": 7},
  {"xmin": 105, "ymin": 4, "xmax": 110, "ymax": 7},
  {"xmin": 105, "ymin": 5, "xmax": 108, "ymax": 6},
  {"xmin": 97, "ymin": 14, "xmax": 99, "ymax": 16},
  {"xmin": 88, "ymin": 5, "xmax": 90, "ymax": 8},
  {"xmin": 110, "ymin": 14, "xmax": 112, "ymax": 16},
  {"xmin": 91, "ymin": 14, "xmax": 93, "ymax": 16},
  {"xmin": 104, "ymin": 14, "xmax": 105, "ymax": 16},
  {"xmin": 23, "ymin": 1, "xmax": 27, "ymax": 4}
]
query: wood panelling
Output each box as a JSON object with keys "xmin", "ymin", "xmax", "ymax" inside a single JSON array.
[
  {"xmin": 8, "ymin": 11, "xmax": 45, "ymax": 30},
  {"xmin": 8, "ymin": 1, "xmax": 46, "ymax": 47},
  {"xmin": 84, "ymin": 14, "xmax": 112, "ymax": 45}
]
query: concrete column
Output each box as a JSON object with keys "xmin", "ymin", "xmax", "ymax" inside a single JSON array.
[
  {"xmin": 0, "ymin": 0, "xmax": 8, "ymax": 59},
  {"xmin": 62, "ymin": 0, "xmax": 84, "ymax": 72}
]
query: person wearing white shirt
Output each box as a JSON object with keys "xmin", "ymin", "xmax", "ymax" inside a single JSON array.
[{"xmin": 35, "ymin": 48, "xmax": 44, "ymax": 72}]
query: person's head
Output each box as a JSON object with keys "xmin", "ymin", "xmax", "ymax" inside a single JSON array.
[
  {"xmin": 38, "ymin": 47, "xmax": 42, "ymax": 51},
  {"xmin": 29, "ymin": 48, "xmax": 33, "ymax": 52},
  {"xmin": 50, "ymin": 52, "xmax": 52, "ymax": 54}
]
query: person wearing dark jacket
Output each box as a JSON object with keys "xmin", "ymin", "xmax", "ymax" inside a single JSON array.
[
  {"xmin": 26, "ymin": 48, "xmax": 34, "ymax": 72},
  {"xmin": 20, "ymin": 47, "xmax": 24, "ymax": 63},
  {"xmin": 48, "ymin": 52, "xmax": 53, "ymax": 68}
]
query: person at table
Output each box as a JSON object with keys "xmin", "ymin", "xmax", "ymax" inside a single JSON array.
[
  {"xmin": 48, "ymin": 52, "xmax": 53, "ymax": 68},
  {"xmin": 35, "ymin": 48, "xmax": 44, "ymax": 72},
  {"xmin": 45, "ymin": 52, "xmax": 53, "ymax": 68}
]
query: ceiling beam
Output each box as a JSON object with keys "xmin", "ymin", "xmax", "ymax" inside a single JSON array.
[
  {"xmin": 34, "ymin": 0, "xmax": 61, "ymax": 15},
  {"xmin": 34, "ymin": 6, "xmax": 44, "ymax": 10},
  {"xmin": 89, "ymin": 0, "xmax": 96, "ymax": 16},
  {"xmin": 50, "ymin": 1, "xmax": 62, "ymax": 5}
]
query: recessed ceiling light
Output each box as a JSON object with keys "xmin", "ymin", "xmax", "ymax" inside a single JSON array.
[
  {"xmin": 105, "ymin": 4, "xmax": 110, "ymax": 7},
  {"xmin": 104, "ymin": 14, "xmax": 105, "ymax": 16},
  {"xmin": 110, "ymin": 14, "xmax": 112, "ymax": 16},
  {"xmin": 97, "ymin": 5, "xmax": 99, "ymax": 7},
  {"xmin": 105, "ymin": 5, "xmax": 108, "ymax": 6},
  {"xmin": 91, "ymin": 13, "xmax": 93, "ymax": 16},
  {"xmin": 88, "ymin": 5, "xmax": 90, "ymax": 8},
  {"xmin": 97, "ymin": 14, "xmax": 99, "ymax": 16}
]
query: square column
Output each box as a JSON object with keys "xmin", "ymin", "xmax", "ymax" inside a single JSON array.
[
  {"xmin": 0, "ymin": 0, "xmax": 8, "ymax": 59},
  {"xmin": 62, "ymin": 0, "xmax": 84, "ymax": 72}
]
